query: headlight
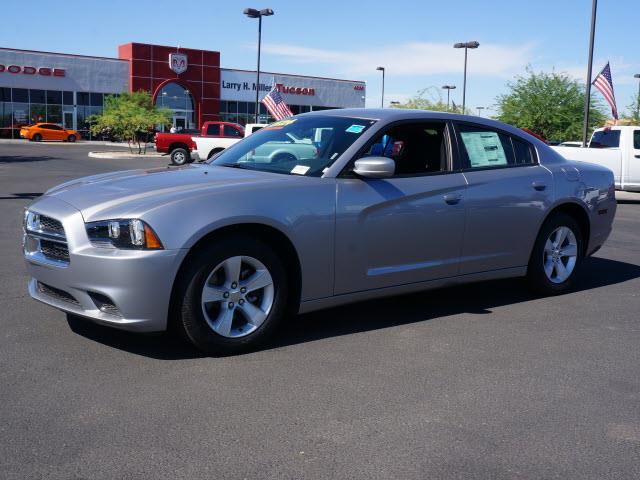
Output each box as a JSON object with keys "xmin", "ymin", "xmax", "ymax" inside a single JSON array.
[{"xmin": 85, "ymin": 219, "xmax": 163, "ymax": 250}]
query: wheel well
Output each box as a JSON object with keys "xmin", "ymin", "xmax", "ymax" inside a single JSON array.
[
  {"xmin": 207, "ymin": 147, "xmax": 225, "ymax": 159},
  {"xmin": 169, "ymin": 143, "xmax": 190, "ymax": 153},
  {"xmin": 169, "ymin": 223, "xmax": 302, "ymax": 324},
  {"xmin": 543, "ymin": 203, "xmax": 591, "ymax": 255}
]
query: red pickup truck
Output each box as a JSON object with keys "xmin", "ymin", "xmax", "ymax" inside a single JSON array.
[{"xmin": 155, "ymin": 121, "xmax": 244, "ymax": 165}]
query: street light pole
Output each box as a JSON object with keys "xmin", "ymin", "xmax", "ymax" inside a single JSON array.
[
  {"xmin": 244, "ymin": 7, "xmax": 274, "ymax": 123},
  {"xmin": 442, "ymin": 85, "xmax": 456, "ymax": 111},
  {"xmin": 582, "ymin": 0, "xmax": 597, "ymax": 147},
  {"xmin": 376, "ymin": 67, "xmax": 385, "ymax": 108},
  {"xmin": 634, "ymin": 73, "xmax": 640, "ymax": 119},
  {"xmin": 454, "ymin": 41, "xmax": 479, "ymax": 114}
]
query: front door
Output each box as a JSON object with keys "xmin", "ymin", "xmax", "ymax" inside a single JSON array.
[
  {"xmin": 63, "ymin": 111, "xmax": 74, "ymax": 130},
  {"xmin": 334, "ymin": 121, "xmax": 467, "ymax": 294},
  {"xmin": 173, "ymin": 116, "xmax": 187, "ymax": 131}
]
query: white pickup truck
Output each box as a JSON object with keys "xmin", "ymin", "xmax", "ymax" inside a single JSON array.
[
  {"xmin": 192, "ymin": 123, "xmax": 269, "ymax": 161},
  {"xmin": 552, "ymin": 126, "xmax": 640, "ymax": 192}
]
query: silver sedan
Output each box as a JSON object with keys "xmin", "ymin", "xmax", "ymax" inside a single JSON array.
[{"xmin": 23, "ymin": 109, "xmax": 616, "ymax": 355}]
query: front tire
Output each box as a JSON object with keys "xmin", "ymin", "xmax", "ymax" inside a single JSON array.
[
  {"xmin": 527, "ymin": 213, "xmax": 583, "ymax": 295},
  {"xmin": 174, "ymin": 235, "xmax": 288, "ymax": 355},
  {"xmin": 170, "ymin": 148, "xmax": 189, "ymax": 165}
]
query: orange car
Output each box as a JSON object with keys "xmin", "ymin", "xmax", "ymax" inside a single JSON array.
[{"xmin": 20, "ymin": 123, "xmax": 80, "ymax": 142}]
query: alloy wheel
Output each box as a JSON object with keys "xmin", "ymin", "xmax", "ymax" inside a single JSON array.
[
  {"xmin": 200, "ymin": 255, "xmax": 274, "ymax": 338},
  {"xmin": 543, "ymin": 226, "xmax": 578, "ymax": 284}
]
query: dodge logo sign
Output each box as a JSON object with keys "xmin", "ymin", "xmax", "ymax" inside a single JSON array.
[{"xmin": 169, "ymin": 53, "xmax": 188, "ymax": 74}]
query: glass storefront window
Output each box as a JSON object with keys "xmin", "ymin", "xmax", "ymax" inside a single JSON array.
[
  {"xmin": 46, "ymin": 90, "xmax": 62, "ymax": 105},
  {"xmin": 90, "ymin": 93, "xmax": 103, "ymax": 107},
  {"xmin": 30, "ymin": 90, "xmax": 46, "ymax": 104},
  {"xmin": 47, "ymin": 104, "xmax": 62, "ymax": 124},
  {"xmin": 0, "ymin": 102, "xmax": 12, "ymax": 138},
  {"xmin": 77, "ymin": 92, "xmax": 90, "ymax": 105},
  {"xmin": 63, "ymin": 91, "xmax": 74, "ymax": 105},
  {"xmin": 156, "ymin": 82, "xmax": 196, "ymax": 130},
  {"xmin": 0, "ymin": 88, "xmax": 10, "ymax": 102},
  {"xmin": 12, "ymin": 89, "xmax": 28, "ymax": 103},
  {"xmin": 30, "ymin": 104, "xmax": 46, "ymax": 124}
]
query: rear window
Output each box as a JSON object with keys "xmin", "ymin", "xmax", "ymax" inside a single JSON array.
[
  {"xmin": 206, "ymin": 124, "xmax": 220, "ymax": 136},
  {"xmin": 634, "ymin": 130, "xmax": 640, "ymax": 150},
  {"xmin": 590, "ymin": 130, "xmax": 620, "ymax": 148}
]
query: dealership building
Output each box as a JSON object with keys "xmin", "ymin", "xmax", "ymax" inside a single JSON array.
[{"xmin": 0, "ymin": 43, "xmax": 366, "ymax": 138}]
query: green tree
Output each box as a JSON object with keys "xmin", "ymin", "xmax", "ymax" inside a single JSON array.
[
  {"xmin": 90, "ymin": 91, "xmax": 171, "ymax": 153},
  {"xmin": 391, "ymin": 87, "xmax": 465, "ymax": 113},
  {"xmin": 495, "ymin": 69, "xmax": 607, "ymax": 142},
  {"xmin": 622, "ymin": 93, "xmax": 640, "ymax": 125}
]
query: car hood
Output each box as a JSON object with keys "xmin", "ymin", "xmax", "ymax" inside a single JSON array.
[{"xmin": 42, "ymin": 164, "xmax": 288, "ymax": 220}]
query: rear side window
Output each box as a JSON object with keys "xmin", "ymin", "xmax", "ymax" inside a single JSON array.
[
  {"xmin": 458, "ymin": 125, "xmax": 515, "ymax": 169},
  {"xmin": 590, "ymin": 130, "xmax": 620, "ymax": 148},
  {"xmin": 512, "ymin": 138, "xmax": 536, "ymax": 164},
  {"xmin": 223, "ymin": 125, "xmax": 242, "ymax": 137},
  {"xmin": 634, "ymin": 130, "xmax": 640, "ymax": 150},
  {"xmin": 206, "ymin": 124, "xmax": 220, "ymax": 136}
]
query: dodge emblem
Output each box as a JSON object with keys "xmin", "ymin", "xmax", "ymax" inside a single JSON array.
[{"xmin": 169, "ymin": 53, "xmax": 188, "ymax": 74}]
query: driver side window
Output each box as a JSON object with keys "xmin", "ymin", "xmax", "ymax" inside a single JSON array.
[{"xmin": 361, "ymin": 122, "xmax": 449, "ymax": 176}]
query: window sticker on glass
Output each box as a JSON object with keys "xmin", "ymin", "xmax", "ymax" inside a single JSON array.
[
  {"xmin": 345, "ymin": 124, "xmax": 366, "ymax": 134},
  {"xmin": 460, "ymin": 131, "xmax": 508, "ymax": 167},
  {"xmin": 266, "ymin": 119, "xmax": 297, "ymax": 130},
  {"xmin": 291, "ymin": 165, "xmax": 310, "ymax": 175}
]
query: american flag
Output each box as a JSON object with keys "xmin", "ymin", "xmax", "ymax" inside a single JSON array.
[
  {"xmin": 261, "ymin": 86, "xmax": 293, "ymax": 121},
  {"xmin": 592, "ymin": 62, "xmax": 618, "ymax": 121}
]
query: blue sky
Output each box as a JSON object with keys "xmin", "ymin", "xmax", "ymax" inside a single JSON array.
[{"xmin": 3, "ymin": 0, "xmax": 638, "ymax": 116}]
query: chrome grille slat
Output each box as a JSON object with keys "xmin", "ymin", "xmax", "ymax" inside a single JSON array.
[{"xmin": 37, "ymin": 282, "xmax": 79, "ymax": 305}]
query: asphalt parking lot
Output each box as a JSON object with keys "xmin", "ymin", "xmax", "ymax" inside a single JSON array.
[{"xmin": 1, "ymin": 141, "xmax": 639, "ymax": 479}]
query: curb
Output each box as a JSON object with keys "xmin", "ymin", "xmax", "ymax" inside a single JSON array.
[{"xmin": 88, "ymin": 151, "xmax": 165, "ymax": 160}]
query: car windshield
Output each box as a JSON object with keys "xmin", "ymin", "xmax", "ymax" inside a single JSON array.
[{"xmin": 210, "ymin": 116, "xmax": 376, "ymax": 176}]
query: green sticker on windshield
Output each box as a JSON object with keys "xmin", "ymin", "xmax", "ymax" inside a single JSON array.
[{"xmin": 346, "ymin": 124, "xmax": 365, "ymax": 134}]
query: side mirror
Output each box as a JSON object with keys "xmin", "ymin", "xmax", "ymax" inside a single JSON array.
[{"xmin": 353, "ymin": 157, "xmax": 395, "ymax": 179}]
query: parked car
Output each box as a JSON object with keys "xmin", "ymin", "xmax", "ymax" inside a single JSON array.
[
  {"xmin": 23, "ymin": 109, "xmax": 616, "ymax": 355},
  {"xmin": 191, "ymin": 122, "xmax": 245, "ymax": 162},
  {"xmin": 156, "ymin": 121, "xmax": 244, "ymax": 165},
  {"xmin": 244, "ymin": 123, "xmax": 268, "ymax": 137},
  {"xmin": 552, "ymin": 126, "xmax": 640, "ymax": 191},
  {"xmin": 20, "ymin": 123, "xmax": 80, "ymax": 142}
]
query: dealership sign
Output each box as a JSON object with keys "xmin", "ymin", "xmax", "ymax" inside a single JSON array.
[
  {"xmin": 169, "ymin": 53, "xmax": 188, "ymax": 74},
  {"xmin": 0, "ymin": 65, "xmax": 65, "ymax": 76}
]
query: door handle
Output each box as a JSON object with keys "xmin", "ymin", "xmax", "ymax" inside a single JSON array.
[
  {"xmin": 443, "ymin": 193, "xmax": 462, "ymax": 205},
  {"xmin": 532, "ymin": 181, "xmax": 547, "ymax": 191}
]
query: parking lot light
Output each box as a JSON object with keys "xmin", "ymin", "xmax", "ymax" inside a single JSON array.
[
  {"xmin": 442, "ymin": 85, "xmax": 456, "ymax": 111},
  {"xmin": 453, "ymin": 41, "xmax": 480, "ymax": 113},
  {"xmin": 376, "ymin": 66, "xmax": 385, "ymax": 108},
  {"xmin": 244, "ymin": 7, "xmax": 275, "ymax": 123}
]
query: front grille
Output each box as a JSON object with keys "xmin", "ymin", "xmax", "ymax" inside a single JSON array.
[
  {"xmin": 39, "ymin": 215, "xmax": 64, "ymax": 236},
  {"xmin": 40, "ymin": 239, "xmax": 70, "ymax": 262},
  {"xmin": 24, "ymin": 212, "xmax": 70, "ymax": 266},
  {"xmin": 37, "ymin": 282, "xmax": 79, "ymax": 305}
]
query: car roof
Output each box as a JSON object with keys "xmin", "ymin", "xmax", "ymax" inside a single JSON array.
[{"xmin": 300, "ymin": 108, "xmax": 547, "ymax": 146}]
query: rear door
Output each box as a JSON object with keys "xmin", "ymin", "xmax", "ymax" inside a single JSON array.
[
  {"xmin": 630, "ymin": 129, "xmax": 640, "ymax": 189},
  {"xmin": 453, "ymin": 122, "xmax": 553, "ymax": 274}
]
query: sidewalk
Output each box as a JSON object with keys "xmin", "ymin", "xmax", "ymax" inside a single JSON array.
[{"xmin": 0, "ymin": 138, "xmax": 145, "ymax": 148}]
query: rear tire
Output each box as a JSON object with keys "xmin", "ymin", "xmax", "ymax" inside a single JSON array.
[
  {"xmin": 67, "ymin": 134, "xmax": 76, "ymax": 143},
  {"xmin": 527, "ymin": 213, "xmax": 583, "ymax": 295},
  {"xmin": 170, "ymin": 148, "xmax": 190, "ymax": 166},
  {"xmin": 174, "ymin": 235, "xmax": 289, "ymax": 355},
  {"xmin": 207, "ymin": 148, "xmax": 224, "ymax": 160},
  {"xmin": 33, "ymin": 133, "xmax": 42, "ymax": 142}
]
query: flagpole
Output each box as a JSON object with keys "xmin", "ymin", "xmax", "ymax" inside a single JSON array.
[{"xmin": 582, "ymin": 0, "xmax": 597, "ymax": 147}]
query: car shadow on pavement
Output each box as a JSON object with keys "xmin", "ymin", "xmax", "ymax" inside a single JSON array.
[
  {"xmin": 66, "ymin": 256, "xmax": 640, "ymax": 360},
  {"xmin": 0, "ymin": 155, "xmax": 57, "ymax": 164}
]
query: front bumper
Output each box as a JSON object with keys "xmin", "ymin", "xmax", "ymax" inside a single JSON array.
[{"xmin": 24, "ymin": 196, "xmax": 186, "ymax": 332}]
